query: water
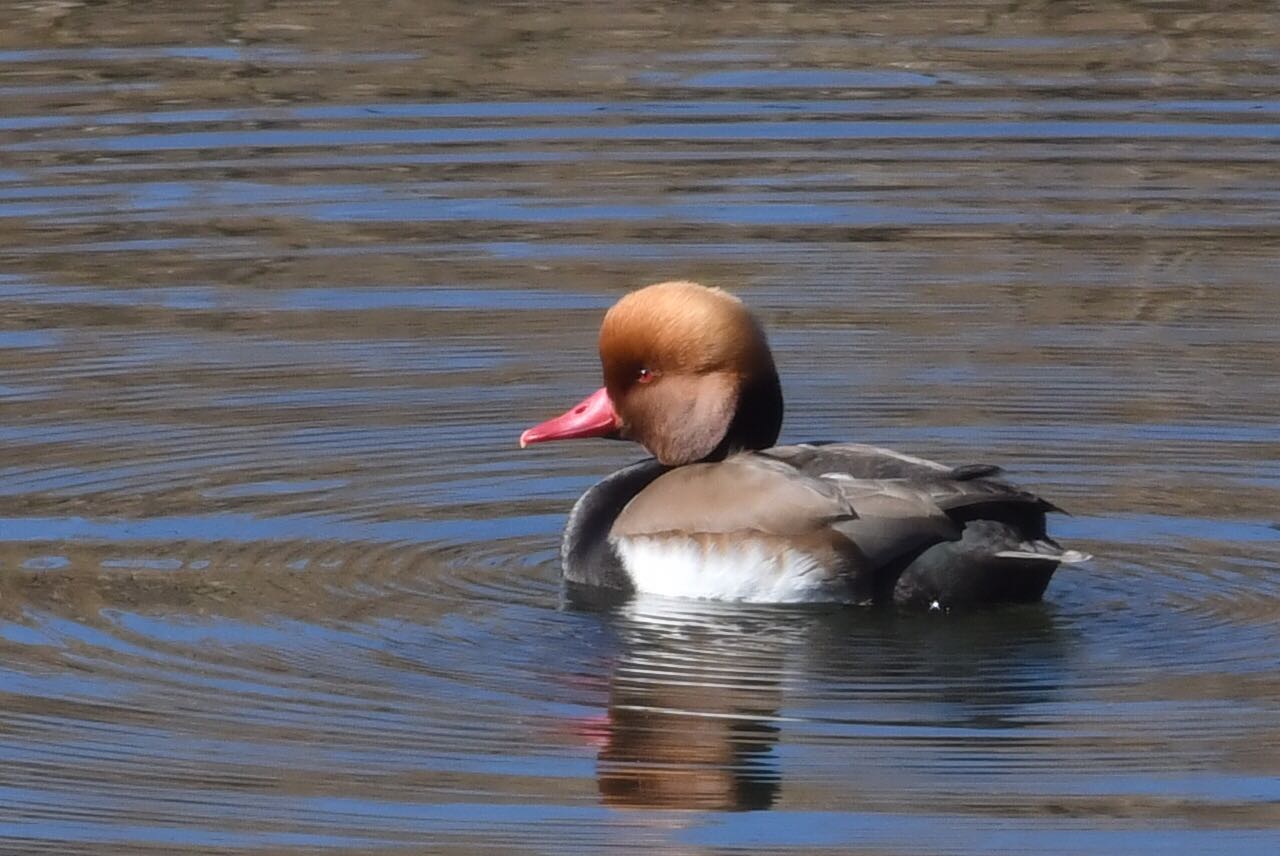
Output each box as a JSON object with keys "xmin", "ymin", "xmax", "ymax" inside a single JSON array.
[{"xmin": 1, "ymin": 1, "xmax": 1278, "ymax": 853}]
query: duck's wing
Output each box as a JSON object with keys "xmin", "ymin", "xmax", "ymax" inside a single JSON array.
[
  {"xmin": 764, "ymin": 442, "xmax": 1060, "ymax": 532},
  {"xmin": 759, "ymin": 442, "xmax": 956, "ymax": 481},
  {"xmin": 818, "ymin": 473, "xmax": 963, "ymax": 570},
  {"xmin": 609, "ymin": 452, "xmax": 961, "ymax": 574}
]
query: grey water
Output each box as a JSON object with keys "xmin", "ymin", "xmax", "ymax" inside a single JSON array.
[{"xmin": 1, "ymin": 1, "xmax": 1279, "ymax": 853}]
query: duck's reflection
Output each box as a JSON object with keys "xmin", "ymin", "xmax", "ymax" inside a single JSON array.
[
  {"xmin": 583, "ymin": 594, "xmax": 1068, "ymax": 812},
  {"xmin": 594, "ymin": 597, "xmax": 788, "ymax": 811}
]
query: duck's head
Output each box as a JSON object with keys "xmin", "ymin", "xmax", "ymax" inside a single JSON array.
[{"xmin": 520, "ymin": 281, "xmax": 783, "ymax": 466}]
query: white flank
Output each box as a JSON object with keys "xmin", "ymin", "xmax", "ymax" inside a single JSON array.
[
  {"xmin": 852, "ymin": 444, "xmax": 951, "ymax": 471},
  {"xmin": 995, "ymin": 549, "xmax": 1093, "ymax": 564},
  {"xmin": 613, "ymin": 535, "xmax": 846, "ymax": 603}
]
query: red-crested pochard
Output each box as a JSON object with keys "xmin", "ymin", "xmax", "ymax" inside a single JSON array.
[{"xmin": 521, "ymin": 281, "xmax": 1088, "ymax": 608}]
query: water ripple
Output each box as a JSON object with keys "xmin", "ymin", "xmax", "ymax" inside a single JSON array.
[{"xmin": 1, "ymin": 1, "xmax": 1279, "ymax": 853}]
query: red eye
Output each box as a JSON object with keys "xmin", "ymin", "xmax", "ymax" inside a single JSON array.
[{"xmin": 636, "ymin": 367, "xmax": 655, "ymax": 384}]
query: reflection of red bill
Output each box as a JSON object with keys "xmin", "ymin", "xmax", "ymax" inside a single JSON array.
[{"xmin": 569, "ymin": 713, "xmax": 613, "ymax": 749}]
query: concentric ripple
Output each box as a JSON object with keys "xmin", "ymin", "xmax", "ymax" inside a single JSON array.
[{"xmin": 1, "ymin": 1, "xmax": 1279, "ymax": 854}]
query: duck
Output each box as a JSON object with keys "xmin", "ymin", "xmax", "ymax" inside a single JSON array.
[{"xmin": 520, "ymin": 281, "xmax": 1088, "ymax": 608}]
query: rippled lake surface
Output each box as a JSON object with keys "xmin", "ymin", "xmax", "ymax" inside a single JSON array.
[{"xmin": 2, "ymin": 1, "xmax": 1279, "ymax": 853}]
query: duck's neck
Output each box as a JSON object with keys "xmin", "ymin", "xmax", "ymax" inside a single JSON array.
[{"xmin": 708, "ymin": 369, "xmax": 784, "ymax": 461}]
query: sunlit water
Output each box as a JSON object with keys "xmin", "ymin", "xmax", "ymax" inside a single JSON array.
[{"xmin": 1, "ymin": 2, "xmax": 1279, "ymax": 853}]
